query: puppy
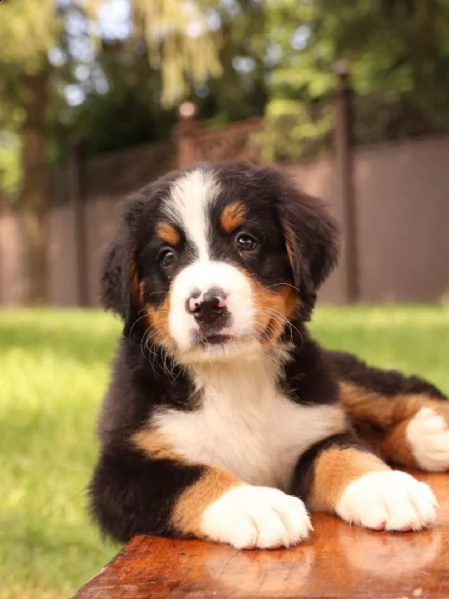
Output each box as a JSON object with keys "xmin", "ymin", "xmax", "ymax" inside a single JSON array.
[{"xmin": 89, "ymin": 161, "xmax": 449, "ymax": 549}]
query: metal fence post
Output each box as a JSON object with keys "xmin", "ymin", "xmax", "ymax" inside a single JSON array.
[
  {"xmin": 334, "ymin": 62, "xmax": 358, "ymax": 303},
  {"xmin": 68, "ymin": 138, "xmax": 89, "ymax": 307},
  {"xmin": 176, "ymin": 102, "xmax": 199, "ymax": 168}
]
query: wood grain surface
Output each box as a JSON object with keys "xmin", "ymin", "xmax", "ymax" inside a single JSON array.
[{"xmin": 76, "ymin": 472, "xmax": 449, "ymax": 598}]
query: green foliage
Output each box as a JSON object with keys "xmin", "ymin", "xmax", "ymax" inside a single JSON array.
[
  {"xmin": 0, "ymin": 131, "xmax": 21, "ymax": 198},
  {"xmin": 258, "ymin": 99, "xmax": 334, "ymax": 162},
  {"xmin": 132, "ymin": 0, "xmax": 223, "ymax": 106},
  {"xmin": 0, "ymin": 0, "xmax": 229, "ymax": 193},
  {"xmin": 0, "ymin": 0, "xmax": 58, "ymax": 73},
  {"xmin": 261, "ymin": 0, "xmax": 449, "ymax": 160},
  {"xmin": 2, "ymin": 0, "xmax": 449, "ymax": 191},
  {"xmin": 55, "ymin": 40, "xmax": 178, "ymax": 156}
]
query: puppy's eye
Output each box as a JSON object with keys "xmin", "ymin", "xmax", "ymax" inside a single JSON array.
[
  {"xmin": 159, "ymin": 248, "xmax": 177, "ymax": 268},
  {"xmin": 236, "ymin": 233, "xmax": 258, "ymax": 252}
]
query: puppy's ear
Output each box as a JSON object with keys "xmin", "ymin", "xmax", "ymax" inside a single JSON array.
[
  {"xmin": 277, "ymin": 174, "xmax": 339, "ymax": 317},
  {"xmin": 100, "ymin": 195, "xmax": 145, "ymax": 333}
]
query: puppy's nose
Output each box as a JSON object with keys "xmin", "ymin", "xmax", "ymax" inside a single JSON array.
[{"xmin": 186, "ymin": 287, "xmax": 227, "ymax": 325}]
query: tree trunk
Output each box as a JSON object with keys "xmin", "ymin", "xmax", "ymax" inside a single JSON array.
[{"xmin": 18, "ymin": 71, "xmax": 50, "ymax": 305}]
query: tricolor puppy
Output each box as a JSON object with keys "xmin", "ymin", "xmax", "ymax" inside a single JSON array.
[{"xmin": 90, "ymin": 161, "xmax": 449, "ymax": 549}]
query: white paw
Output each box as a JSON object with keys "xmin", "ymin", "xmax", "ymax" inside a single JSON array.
[
  {"xmin": 406, "ymin": 407, "xmax": 449, "ymax": 472},
  {"xmin": 335, "ymin": 471, "xmax": 438, "ymax": 531},
  {"xmin": 200, "ymin": 484, "xmax": 312, "ymax": 549}
]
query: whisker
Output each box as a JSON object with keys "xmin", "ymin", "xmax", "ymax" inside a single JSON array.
[
  {"xmin": 265, "ymin": 282, "xmax": 301, "ymax": 294},
  {"xmin": 128, "ymin": 310, "xmax": 149, "ymax": 337},
  {"xmin": 142, "ymin": 328, "xmax": 180, "ymax": 383},
  {"xmin": 254, "ymin": 307, "xmax": 304, "ymax": 348},
  {"xmin": 145, "ymin": 291, "xmax": 166, "ymax": 299}
]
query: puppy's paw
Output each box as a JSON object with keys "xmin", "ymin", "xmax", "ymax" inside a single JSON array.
[
  {"xmin": 200, "ymin": 484, "xmax": 312, "ymax": 549},
  {"xmin": 335, "ymin": 471, "xmax": 438, "ymax": 531},
  {"xmin": 406, "ymin": 407, "xmax": 449, "ymax": 472}
]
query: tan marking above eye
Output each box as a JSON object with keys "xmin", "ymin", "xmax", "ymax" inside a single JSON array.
[
  {"xmin": 220, "ymin": 202, "xmax": 246, "ymax": 233},
  {"xmin": 156, "ymin": 222, "xmax": 181, "ymax": 246}
]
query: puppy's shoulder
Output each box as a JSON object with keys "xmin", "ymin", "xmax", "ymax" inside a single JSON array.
[
  {"xmin": 283, "ymin": 328, "xmax": 340, "ymax": 406},
  {"xmin": 98, "ymin": 337, "xmax": 195, "ymax": 447}
]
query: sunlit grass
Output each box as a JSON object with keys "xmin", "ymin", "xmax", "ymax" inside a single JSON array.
[
  {"xmin": 1, "ymin": 305, "xmax": 448, "ymax": 598},
  {"xmin": 1, "ymin": 310, "xmax": 121, "ymax": 599},
  {"xmin": 312, "ymin": 304, "xmax": 449, "ymax": 395}
]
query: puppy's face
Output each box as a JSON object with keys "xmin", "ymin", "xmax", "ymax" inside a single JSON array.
[{"xmin": 102, "ymin": 162, "xmax": 338, "ymax": 364}]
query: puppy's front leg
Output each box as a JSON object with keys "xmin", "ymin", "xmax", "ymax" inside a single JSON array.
[
  {"xmin": 90, "ymin": 441, "xmax": 311, "ymax": 549},
  {"xmin": 292, "ymin": 433, "xmax": 438, "ymax": 531}
]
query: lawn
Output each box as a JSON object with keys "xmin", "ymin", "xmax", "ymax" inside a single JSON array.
[{"xmin": 1, "ymin": 305, "xmax": 449, "ymax": 598}]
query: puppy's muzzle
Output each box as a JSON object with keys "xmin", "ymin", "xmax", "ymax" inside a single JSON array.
[
  {"xmin": 186, "ymin": 287, "xmax": 229, "ymax": 326},
  {"xmin": 186, "ymin": 287, "xmax": 228, "ymax": 327}
]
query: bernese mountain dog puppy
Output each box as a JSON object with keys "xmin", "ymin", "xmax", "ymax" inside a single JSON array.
[{"xmin": 90, "ymin": 161, "xmax": 449, "ymax": 550}]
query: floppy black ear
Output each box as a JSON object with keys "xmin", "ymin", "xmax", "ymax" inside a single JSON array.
[
  {"xmin": 100, "ymin": 195, "xmax": 145, "ymax": 332},
  {"xmin": 277, "ymin": 174, "xmax": 339, "ymax": 317},
  {"xmin": 100, "ymin": 229, "xmax": 131, "ymax": 318}
]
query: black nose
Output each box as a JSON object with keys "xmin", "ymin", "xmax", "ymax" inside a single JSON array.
[{"xmin": 186, "ymin": 288, "xmax": 227, "ymax": 325}]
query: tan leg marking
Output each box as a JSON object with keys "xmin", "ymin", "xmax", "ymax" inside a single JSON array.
[
  {"xmin": 156, "ymin": 221, "xmax": 181, "ymax": 246},
  {"xmin": 132, "ymin": 429, "xmax": 243, "ymax": 537},
  {"xmin": 308, "ymin": 448, "xmax": 389, "ymax": 512},
  {"xmin": 340, "ymin": 382, "xmax": 422, "ymax": 427},
  {"xmin": 339, "ymin": 381, "xmax": 449, "ymax": 467},
  {"xmin": 220, "ymin": 202, "xmax": 246, "ymax": 233},
  {"xmin": 172, "ymin": 466, "xmax": 242, "ymax": 537}
]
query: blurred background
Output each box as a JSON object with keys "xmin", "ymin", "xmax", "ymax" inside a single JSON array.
[
  {"xmin": 1, "ymin": 0, "xmax": 449, "ymax": 306},
  {"xmin": 1, "ymin": 1, "xmax": 449, "ymax": 598}
]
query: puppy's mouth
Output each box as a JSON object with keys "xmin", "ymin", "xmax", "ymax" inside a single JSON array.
[
  {"xmin": 192, "ymin": 330, "xmax": 253, "ymax": 349},
  {"xmin": 200, "ymin": 333, "xmax": 232, "ymax": 346},
  {"xmin": 194, "ymin": 319, "xmax": 278, "ymax": 348}
]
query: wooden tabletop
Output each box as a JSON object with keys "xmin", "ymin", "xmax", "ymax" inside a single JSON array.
[{"xmin": 76, "ymin": 472, "xmax": 449, "ymax": 598}]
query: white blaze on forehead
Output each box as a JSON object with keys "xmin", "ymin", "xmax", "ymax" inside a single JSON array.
[{"xmin": 164, "ymin": 168, "xmax": 220, "ymax": 260}]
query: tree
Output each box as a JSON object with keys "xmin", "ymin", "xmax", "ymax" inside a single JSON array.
[
  {"xmin": 0, "ymin": 0, "xmax": 57, "ymax": 303},
  {"xmin": 261, "ymin": 0, "xmax": 449, "ymax": 159},
  {"xmin": 0, "ymin": 0, "xmax": 224, "ymax": 304},
  {"xmin": 53, "ymin": 1, "xmax": 268, "ymax": 157}
]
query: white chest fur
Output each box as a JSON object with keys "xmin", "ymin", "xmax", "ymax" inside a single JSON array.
[{"xmin": 153, "ymin": 353, "xmax": 345, "ymax": 490}]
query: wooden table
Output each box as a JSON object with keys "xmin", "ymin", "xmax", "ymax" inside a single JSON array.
[{"xmin": 76, "ymin": 472, "xmax": 449, "ymax": 598}]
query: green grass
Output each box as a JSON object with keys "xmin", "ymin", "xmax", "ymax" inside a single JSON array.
[
  {"xmin": 1, "ymin": 310, "xmax": 121, "ymax": 599},
  {"xmin": 1, "ymin": 305, "xmax": 449, "ymax": 598},
  {"xmin": 312, "ymin": 304, "xmax": 449, "ymax": 395}
]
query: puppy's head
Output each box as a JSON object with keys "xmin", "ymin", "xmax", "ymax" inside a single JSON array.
[{"xmin": 101, "ymin": 162, "xmax": 338, "ymax": 364}]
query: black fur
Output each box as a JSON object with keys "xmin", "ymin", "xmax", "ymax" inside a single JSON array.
[
  {"xmin": 90, "ymin": 445, "xmax": 204, "ymax": 542},
  {"xmin": 329, "ymin": 350, "xmax": 447, "ymax": 400},
  {"xmin": 282, "ymin": 327, "xmax": 340, "ymax": 406}
]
